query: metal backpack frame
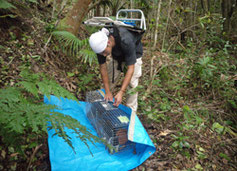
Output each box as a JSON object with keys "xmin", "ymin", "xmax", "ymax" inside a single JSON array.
[{"xmin": 83, "ymin": 9, "xmax": 146, "ymax": 32}]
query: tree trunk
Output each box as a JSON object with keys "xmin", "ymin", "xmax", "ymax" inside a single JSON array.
[
  {"xmin": 112, "ymin": 8, "xmax": 116, "ymax": 16},
  {"xmin": 103, "ymin": 4, "xmax": 106, "ymax": 16},
  {"xmin": 207, "ymin": 0, "xmax": 210, "ymax": 11},
  {"xmin": 221, "ymin": 0, "xmax": 236, "ymax": 36},
  {"xmin": 60, "ymin": 0, "xmax": 92, "ymax": 35},
  {"xmin": 96, "ymin": 4, "xmax": 101, "ymax": 16},
  {"xmin": 201, "ymin": 0, "xmax": 209, "ymax": 13},
  {"xmin": 230, "ymin": 0, "xmax": 237, "ymax": 40},
  {"xmin": 162, "ymin": 0, "xmax": 172, "ymax": 51},
  {"xmin": 153, "ymin": 0, "xmax": 162, "ymax": 49},
  {"xmin": 111, "ymin": 1, "xmax": 119, "ymax": 16}
]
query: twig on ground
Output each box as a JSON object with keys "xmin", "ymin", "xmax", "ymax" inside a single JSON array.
[
  {"xmin": 210, "ymin": 138, "xmax": 237, "ymax": 159},
  {"xmin": 27, "ymin": 144, "xmax": 43, "ymax": 171}
]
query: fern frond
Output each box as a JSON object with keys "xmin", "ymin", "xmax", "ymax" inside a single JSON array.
[
  {"xmin": 79, "ymin": 49, "xmax": 97, "ymax": 66},
  {"xmin": 42, "ymin": 79, "xmax": 77, "ymax": 100},
  {"xmin": 17, "ymin": 81, "xmax": 39, "ymax": 98},
  {"xmin": 52, "ymin": 31, "xmax": 84, "ymax": 55},
  {"xmin": 48, "ymin": 110, "xmax": 101, "ymax": 154},
  {"xmin": 0, "ymin": 69, "xmax": 101, "ymax": 155},
  {"xmin": 17, "ymin": 69, "xmax": 76, "ymax": 100},
  {"xmin": 52, "ymin": 31, "xmax": 97, "ymax": 65}
]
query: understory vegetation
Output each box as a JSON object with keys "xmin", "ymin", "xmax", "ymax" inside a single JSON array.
[
  {"xmin": 137, "ymin": 37, "xmax": 236, "ymax": 170},
  {"xmin": 0, "ymin": 0, "xmax": 236, "ymax": 170}
]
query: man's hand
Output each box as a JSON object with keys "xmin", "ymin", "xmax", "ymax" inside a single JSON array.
[
  {"xmin": 113, "ymin": 90, "xmax": 124, "ymax": 107},
  {"xmin": 104, "ymin": 91, "xmax": 113, "ymax": 102}
]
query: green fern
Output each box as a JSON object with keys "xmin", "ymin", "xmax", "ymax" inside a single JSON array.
[
  {"xmin": 0, "ymin": 69, "xmax": 101, "ymax": 156},
  {"xmin": 79, "ymin": 49, "xmax": 97, "ymax": 65},
  {"xmin": 52, "ymin": 30, "xmax": 97, "ymax": 65},
  {"xmin": 17, "ymin": 68, "xmax": 77, "ymax": 100},
  {"xmin": 52, "ymin": 31, "xmax": 84, "ymax": 56}
]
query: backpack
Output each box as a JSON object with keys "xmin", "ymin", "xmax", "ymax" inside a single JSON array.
[{"xmin": 106, "ymin": 25, "xmax": 144, "ymax": 83}]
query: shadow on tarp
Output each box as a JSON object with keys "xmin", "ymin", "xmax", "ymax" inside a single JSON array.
[{"xmin": 44, "ymin": 93, "xmax": 156, "ymax": 171}]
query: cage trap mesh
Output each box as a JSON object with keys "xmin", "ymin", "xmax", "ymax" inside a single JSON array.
[{"xmin": 86, "ymin": 91, "xmax": 134, "ymax": 154}]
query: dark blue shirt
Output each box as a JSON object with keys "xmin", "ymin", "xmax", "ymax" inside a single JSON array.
[{"xmin": 97, "ymin": 26, "xmax": 143, "ymax": 66}]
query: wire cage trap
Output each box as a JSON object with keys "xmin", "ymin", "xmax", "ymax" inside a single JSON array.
[{"xmin": 86, "ymin": 91, "xmax": 134, "ymax": 154}]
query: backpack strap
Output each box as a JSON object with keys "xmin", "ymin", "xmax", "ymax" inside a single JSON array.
[{"xmin": 108, "ymin": 25, "xmax": 124, "ymax": 72}]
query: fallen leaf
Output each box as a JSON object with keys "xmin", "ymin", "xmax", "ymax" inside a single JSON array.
[
  {"xmin": 222, "ymin": 159, "xmax": 228, "ymax": 164},
  {"xmin": 212, "ymin": 164, "xmax": 216, "ymax": 170},
  {"xmin": 10, "ymin": 153, "xmax": 18, "ymax": 157},
  {"xmin": 158, "ymin": 129, "xmax": 173, "ymax": 137},
  {"xmin": 195, "ymin": 164, "xmax": 203, "ymax": 170},
  {"xmin": 1, "ymin": 150, "xmax": 6, "ymax": 159}
]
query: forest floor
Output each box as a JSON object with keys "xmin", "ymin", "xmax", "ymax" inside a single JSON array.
[
  {"xmin": 131, "ymin": 50, "xmax": 237, "ymax": 171},
  {"xmin": 0, "ymin": 2, "xmax": 236, "ymax": 171}
]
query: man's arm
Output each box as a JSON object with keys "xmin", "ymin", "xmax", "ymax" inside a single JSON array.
[
  {"xmin": 114, "ymin": 64, "xmax": 135, "ymax": 106},
  {"xmin": 100, "ymin": 63, "xmax": 113, "ymax": 101}
]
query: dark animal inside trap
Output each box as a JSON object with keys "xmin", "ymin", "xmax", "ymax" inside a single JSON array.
[{"xmin": 86, "ymin": 91, "xmax": 134, "ymax": 154}]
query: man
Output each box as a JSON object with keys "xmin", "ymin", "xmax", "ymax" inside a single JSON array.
[{"xmin": 89, "ymin": 26, "xmax": 143, "ymax": 112}]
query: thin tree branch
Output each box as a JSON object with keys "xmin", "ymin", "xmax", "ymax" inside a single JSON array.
[
  {"xmin": 88, "ymin": 0, "xmax": 103, "ymax": 11},
  {"xmin": 153, "ymin": 0, "xmax": 162, "ymax": 50},
  {"xmin": 161, "ymin": 0, "xmax": 172, "ymax": 51},
  {"xmin": 27, "ymin": 144, "xmax": 43, "ymax": 171}
]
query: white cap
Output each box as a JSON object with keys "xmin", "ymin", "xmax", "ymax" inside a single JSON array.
[{"xmin": 89, "ymin": 28, "xmax": 109, "ymax": 54}]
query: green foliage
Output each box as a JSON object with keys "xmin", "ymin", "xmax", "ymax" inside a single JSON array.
[
  {"xmin": 45, "ymin": 22, "xmax": 56, "ymax": 33},
  {"xmin": 219, "ymin": 152, "xmax": 231, "ymax": 161},
  {"xmin": 0, "ymin": 69, "xmax": 100, "ymax": 157},
  {"xmin": 212, "ymin": 122, "xmax": 225, "ymax": 135},
  {"xmin": 52, "ymin": 30, "xmax": 97, "ymax": 65},
  {"xmin": 52, "ymin": 31, "xmax": 85, "ymax": 56},
  {"xmin": 26, "ymin": 0, "xmax": 38, "ymax": 3},
  {"xmin": 196, "ymin": 145, "xmax": 207, "ymax": 160},
  {"xmin": 192, "ymin": 54, "xmax": 219, "ymax": 91},
  {"xmin": 190, "ymin": 47, "xmax": 236, "ymax": 107},
  {"xmin": 0, "ymin": 0, "xmax": 16, "ymax": 9},
  {"xmin": 195, "ymin": 56, "xmax": 216, "ymax": 83},
  {"xmin": 171, "ymin": 132, "xmax": 190, "ymax": 150},
  {"xmin": 0, "ymin": 0, "xmax": 38, "ymax": 10},
  {"xmin": 182, "ymin": 105, "xmax": 205, "ymax": 129},
  {"xmin": 79, "ymin": 49, "xmax": 97, "ymax": 65},
  {"xmin": 138, "ymin": 37, "xmax": 236, "ymax": 162},
  {"xmin": 17, "ymin": 68, "xmax": 77, "ymax": 100},
  {"xmin": 84, "ymin": 25, "xmax": 100, "ymax": 34},
  {"xmin": 77, "ymin": 73, "xmax": 95, "ymax": 92}
]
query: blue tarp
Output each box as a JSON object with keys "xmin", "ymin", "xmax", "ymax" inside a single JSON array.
[{"xmin": 44, "ymin": 91, "xmax": 156, "ymax": 171}]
